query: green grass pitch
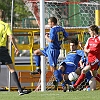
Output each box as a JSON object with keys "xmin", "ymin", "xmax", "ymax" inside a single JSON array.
[{"xmin": 0, "ymin": 90, "xmax": 100, "ymax": 100}]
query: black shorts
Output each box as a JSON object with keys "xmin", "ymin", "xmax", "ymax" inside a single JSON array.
[{"xmin": 0, "ymin": 47, "xmax": 12, "ymax": 65}]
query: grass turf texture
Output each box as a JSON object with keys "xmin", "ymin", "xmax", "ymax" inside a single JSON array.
[{"xmin": 0, "ymin": 90, "xmax": 100, "ymax": 100}]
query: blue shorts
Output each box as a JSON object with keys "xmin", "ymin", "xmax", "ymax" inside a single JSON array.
[
  {"xmin": 60, "ymin": 62, "xmax": 77, "ymax": 74},
  {"xmin": 41, "ymin": 47, "xmax": 60, "ymax": 67}
]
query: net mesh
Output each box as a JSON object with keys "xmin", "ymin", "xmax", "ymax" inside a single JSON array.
[{"xmin": 23, "ymin": 0, "xmax": 100, "ymax": 27}]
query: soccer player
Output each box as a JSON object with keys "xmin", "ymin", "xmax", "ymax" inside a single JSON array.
[
  {"xmin": 79, "ymin": 57, "xmax": 96, "ymax": 91},
  {"xmin": 69, "ymin": 25, "xmax": 100, "ymax": 90},
  {"xmin": 31, "ymin": 17, "xmax": 72, "ymax": 82},
  {"xmin": 58, "ymin": 48, "xmax": 96, "ymax": 92},
  {"xmin": 54, "ymin": 38, "xmax": 85, "ymax": 92},
  {"xmin": 0, "ymin": 9, "xmax": 29, "ymax": 95}
]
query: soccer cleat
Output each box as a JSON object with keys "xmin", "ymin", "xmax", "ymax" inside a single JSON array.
[
  {"xmin": 53, "ymin": 80, "xmax": 58, "ymax": 90},
  {"xmin": 31, "ymin": 69, "xmax": 41, "ymax": 74},
  {"xmin": 53, "ymin": 80, "xmax": 58, "ymax": 85},
  {"xmin": 18, "ymin": 89, "xmax": 32, "ymax": 96},
  {"xmin": 18, "ymin": 90, "xmax": 25, "ymax": 96},
  {"xmin": 62, "ymin": 85, "xmax": 67, "ymax": 92},
  {"xmin": 23, "ymin": 89, "xmax": 32, "ymax": 94},
  {"xmin": 68, "ymin": 85, "xmax": 75, "ymax": 92}
]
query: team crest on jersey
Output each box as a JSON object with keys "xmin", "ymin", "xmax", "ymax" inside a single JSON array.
[{"xmin": 89, "ymin": 44, "xmax": 97, "ymax": 47}]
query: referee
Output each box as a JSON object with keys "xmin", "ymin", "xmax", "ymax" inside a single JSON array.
[{"xmin": 0, "ymin": 9, "xmax": 27, "ymax": 95}]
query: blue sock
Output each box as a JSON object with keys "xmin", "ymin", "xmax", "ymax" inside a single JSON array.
[
  {"xmin": 58, "ymin": 69, "xmax": 63, "ymax": 74},
  {"xmin": 65, "ymin": 80, "xmax": 71, "ymax": 85},
  {"xmin": 34, "ymin": 55, "xmax": 41, "ymax": 68},
  {"xmin": 71, "ymin": 81, "xmax": 75, "ymax": 85},
  {"xmin": 61, "ymin": 81, "xmax": 66, "ymax": 87},
  {"xmin": 54, "ymin": 70, "xmax": 63, "ymax": 82},
  {"xmin": 61, "ymin": 80, "xmax": 71, "ymax": 87}
]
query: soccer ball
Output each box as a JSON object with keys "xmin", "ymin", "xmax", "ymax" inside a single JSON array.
[{"xmin": 68, "ymin": 72, "xmax": 78, "ymax": 81}]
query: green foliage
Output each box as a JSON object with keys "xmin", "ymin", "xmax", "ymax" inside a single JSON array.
[
  {"xmin": 0, "ymin": 0, "xmax": 32, "ymax": 22},
  {"xmin": 0, "ymin": 0, "xmax": 11, "ymax": 20},
  {"xmin": 14, "ymin": 0, "xmax": 32, "ymax": 21}
]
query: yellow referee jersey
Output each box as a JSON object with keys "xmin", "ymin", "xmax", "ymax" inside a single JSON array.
[{"xmin": 0, "ymin": 20, "xmax": 12, "ymax": 46}]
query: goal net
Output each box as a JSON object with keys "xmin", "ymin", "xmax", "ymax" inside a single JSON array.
[{"xmin": 23, "ymin": 0, "xmax": 100, "ymax": 27}]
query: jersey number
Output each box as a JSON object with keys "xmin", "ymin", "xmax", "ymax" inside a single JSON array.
[{"xmin": 57, "ymin": 31, "xmax": 63, "ymax": 41}]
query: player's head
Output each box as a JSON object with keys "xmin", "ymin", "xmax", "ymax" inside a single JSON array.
[
  {"xmin": 48, "ymin": 17, "xmax": 57, "ymax": 28},
  {"xmin": 70, "ymin": 38, "xmax": 78, "ymax": 51},
  {"xmin": 0, "ymin": 9, "xmax": 5, "ymax": 20},
  {"xmin": 88, "ymin": 25, "xmax": 99, "ymax": 36}
]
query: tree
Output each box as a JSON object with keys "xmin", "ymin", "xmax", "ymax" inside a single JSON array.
[
  {"xmin": 0, "ymin": 0, "xmax": 32, "ymax": 25},
  {"xmin": 14, "ymin": 0, "xmax": 32, "ymax": 21}
]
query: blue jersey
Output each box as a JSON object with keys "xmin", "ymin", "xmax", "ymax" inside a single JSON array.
[
  {"xmin": 40, "ymin": 26, "xmax": 68, "ymax": 67},
  {"xmin": 48, "ymin": 26, "xmax": 69, "ymax": 50},
  {"xmin": 81, "ymin": 57, "xmax": 88, "ymax": 66},
  {"xmin": 60, "ymin": 50, "xmax": 85, "ymax": 74},
  {"xmin": 62, "ymin": 50, "xmax": 85, "ymax": 67}
]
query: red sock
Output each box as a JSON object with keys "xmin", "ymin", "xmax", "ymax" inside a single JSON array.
[
  {"xmin": 74, "ymin": 73, "xmax": 86, "ymax": 88},
  {"xmin": 95, "ymin": 74, "xmax": 100, "ymax": 83}
]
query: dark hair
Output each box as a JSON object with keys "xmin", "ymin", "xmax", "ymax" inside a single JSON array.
[
  {"xmin": 70, "ymin": 38, "xmax": 78, "ymax": 46},
  {"xmin": 49, "ymin": 17, "xmax": 57, "ymax": 24},
  {"xmin": 89, "ymin": 25, "xmax": 99, "ymax": 34},
  {"xmin": 0, "ymin": 9, "xmax": 5, "ymax": 19}
]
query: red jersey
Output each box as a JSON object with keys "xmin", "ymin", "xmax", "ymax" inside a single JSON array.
[{"xmin": 85, "ymin": 35, "xmax": 100, "ymax": 63}]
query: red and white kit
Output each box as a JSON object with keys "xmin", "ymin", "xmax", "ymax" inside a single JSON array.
[{"xmin": 85, "ymin": 35, "xmax": 100, "ymax": 70}]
